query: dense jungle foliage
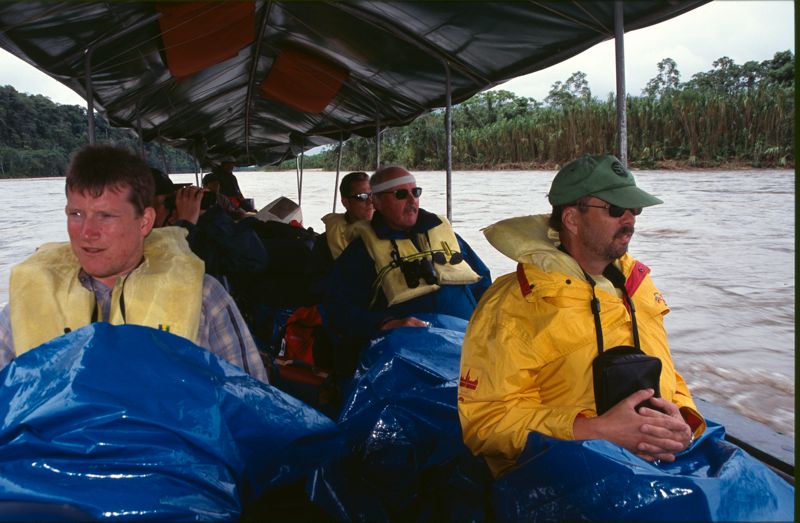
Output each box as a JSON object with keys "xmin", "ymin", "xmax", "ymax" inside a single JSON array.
[
  {"xmin": 299, "ymin": 50, "xmax": 794, "ymax": 171},
  {"xmin": 0, "ymin": 88, "xmax": 195, "ymax": 178},
  {"xmin": 1, "ymin": 51, "xmax": 793, "ymax": 178}
]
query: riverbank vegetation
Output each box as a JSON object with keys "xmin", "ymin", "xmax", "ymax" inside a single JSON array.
[
  {"xmin": 0, "ymin": 87, "xmax": 195, "ymax": 178},
  {"xmin": 1, "ymin": 51, "xmax": 793, "ymax": 178},
  {"xmin": 298, "ymin": 51, "xmax": 794, "ymax": 171}
]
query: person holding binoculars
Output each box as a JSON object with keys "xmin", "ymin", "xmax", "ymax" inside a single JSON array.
[{"xmin": 322, "ymin": 166, "xmax": 491, "ymax": 378}]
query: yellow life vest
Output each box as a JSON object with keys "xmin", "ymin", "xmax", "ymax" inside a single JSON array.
[
  {"xmin": 9, "ymin": 227, "xmax": 204, "ymax": 354},
  {"xmin": 354, "ymin": 215, "xmax": 481, "ymax": 307},
  {"xmin": 322, "ymin": 212, "xmax": 363, "ymax": 260},
  {"xmin": 483, "ymin": 214, "xmax": 620, "ymax": 295}
]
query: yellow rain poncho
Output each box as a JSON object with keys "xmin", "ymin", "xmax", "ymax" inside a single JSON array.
[{"xmin": 458, "ymin": 215, "xmax": 704, "ymax": 476}]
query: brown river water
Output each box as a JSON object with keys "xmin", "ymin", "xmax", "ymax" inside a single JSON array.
[{"xmin": 0, "ymin": 168, "xmax": 793, "ymax": 437}]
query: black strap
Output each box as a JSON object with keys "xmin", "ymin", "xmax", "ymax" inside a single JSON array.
[
  {"xmin": 603, "ymin": 264, "xmax": 641, "ymax": 351},
  {"xmin": 584, "ymin": 272, "xmax": 605, "ymax": 355},
  {"xmin": 557, "ymin": 244, "xmax": 640, "ymax": 354}
]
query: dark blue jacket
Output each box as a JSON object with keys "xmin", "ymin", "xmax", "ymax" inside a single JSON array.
[
  {"xmin": 178, "ymin": 207, "xmax": 269, "ymax": 280},
  {"xmin": 323, "ymin": 209, "xmax": 491, "ymax": 344}
]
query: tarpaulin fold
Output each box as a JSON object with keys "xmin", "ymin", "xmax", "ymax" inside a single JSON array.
[
  {"xmin": 0, "ymin": 323, "xmax": 342, "ymax": 521},
  {"xmin": 309, "ymin": 313, "xmax": 793, "ymax": 522},
  {"xmin": 493, "ymin": 422, "xmax": 794, "ymax": 521}
]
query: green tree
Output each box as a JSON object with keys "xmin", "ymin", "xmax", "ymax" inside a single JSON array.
[
  {"xmin": 643, "ymin": 58, "xmax": 681, "ymax": 97},
  {"xmin": 763, "ymin": 50, "xmax": 794, "ymax": 85},
  {"xmin": 546, "ymin": 71, "xmax": 591, "ymax": 107}
]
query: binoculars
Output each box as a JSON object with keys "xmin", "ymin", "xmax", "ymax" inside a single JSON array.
[
  {"xmin": 164, "ymin": 189, "xmax": 217, "ymax": 211},
  {"xmin": 400, "ymin": 257, "xmax": 438, "ymax": 288}
]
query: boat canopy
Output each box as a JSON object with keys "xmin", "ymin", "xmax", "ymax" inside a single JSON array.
[{"xmin": 0, "ymin": 1, "xmax": 707, "ymax": 165}]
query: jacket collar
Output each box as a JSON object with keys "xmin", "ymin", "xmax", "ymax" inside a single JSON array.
[{"xmin": 371, "ymin": 208, "xmax": 441, "ymax": 240}]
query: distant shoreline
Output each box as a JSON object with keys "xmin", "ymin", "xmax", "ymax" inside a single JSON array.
[
  {"xmin": 258, "ymin": 161, "xmax": 794, "ymax": 173},
  {"xmin": 0, "ymin": 162, "xmax": 793, "ymax": 181}
]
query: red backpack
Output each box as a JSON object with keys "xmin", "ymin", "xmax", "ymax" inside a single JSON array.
[{"xmin": 280, "ymin": 306, "xmax": 322, "ymax": 365}]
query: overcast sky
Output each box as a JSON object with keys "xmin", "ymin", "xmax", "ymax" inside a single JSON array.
[
  {"xmin": 496, "ymin": 0, "xmax": 795, "ymax": 101},
  {"xmin": 0, "ymin": 1, "xmax": 794, "ymax": 107}
]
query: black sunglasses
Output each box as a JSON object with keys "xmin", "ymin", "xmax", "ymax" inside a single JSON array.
[
  {"xmin": 376, "ymin": 187, "xmax": 423, "ymax": 200},
  {"xmin": 347, "ymin": 192, "xmax": 372, "ymax": 202},
  {"xmin": 578, "ymin": 203, "xmax": 642, "ymax": 218}
]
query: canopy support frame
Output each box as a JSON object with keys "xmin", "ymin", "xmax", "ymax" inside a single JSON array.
[
  {"xmin": 444, "ymin": 60, "xmax": 453, "ymax": 222},
  {"xmin": 614, "ymin": 1, "xmax": 628, "ymax": 167},
  {"xmin": 244, "ymin": 1, "xmax": 274, "ymax": 161},
  {"xmin": 333, "ymin": 137, "xmax": 344, "ymax": 212},
  {"xmin": 375, "ymin": 117, "xmax": 381, "ymax": 171},
  {"xmin": 81, "ymin": 13, "xmax": 163, "ymax": 145},
  {"xmin": 296, "ymin": 150, "xmax": 304, "ymax": 205}
]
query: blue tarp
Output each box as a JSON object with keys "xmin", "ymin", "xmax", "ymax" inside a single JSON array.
[
  {"xmin": 0, "ymin": 323, "xmax": 342, "ymax": 521},
  {"xmin": 495, "ymin": 423, "xmax": 794, "ymax": 521},
  {"xmin": 309, "ymin": 314, "xmax": 493, "ymax": 522},
  {"xmin": 309, "ymin": 314, "xmax": 794, "ymax": 522},
  {"xmin": 0, "ymin": 318, "xmax": 792, "ymax": 522}
]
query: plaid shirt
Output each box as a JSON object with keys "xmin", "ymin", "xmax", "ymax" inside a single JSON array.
[{"xmin": 0, "ymin": 273, "xmax": 268, "ymax": 383}]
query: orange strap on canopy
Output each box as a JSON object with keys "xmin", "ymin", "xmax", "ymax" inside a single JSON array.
[
  {"xmin": 157, "ymin": 2, "xmax": 255, "ymax": 78},
  {"xmin": 260, "ymin": 46, "xmax": 348, "ymax": 113}
]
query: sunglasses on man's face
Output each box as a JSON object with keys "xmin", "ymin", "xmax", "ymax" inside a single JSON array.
[
  {"xmin": 578, "ymin": 203, "xmax": 642, "ymax": 218},
  {"xmin": 348, "ymin": 192, "xmax": 372, "ymax": 202},
  {"xmin": 376, "ymin": 187, "xmax": 423, "ymax": 200}
]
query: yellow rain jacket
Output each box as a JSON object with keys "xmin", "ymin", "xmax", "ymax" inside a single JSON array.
[
  {"xmin": 9, "ymin": 227, "xmax": 204, "ymax": 353},
  {"xmin": 458, "ymin": 215, "xmax": 705, "ymax": 476},
  {"xmin": 322, "ymin": 212, "xmax": 363, "ymax": 260}
]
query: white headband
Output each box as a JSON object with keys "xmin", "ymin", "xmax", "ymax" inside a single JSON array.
[{"xmin": 371, "ymin": 174, "xmax": 416, "ymax": 193}]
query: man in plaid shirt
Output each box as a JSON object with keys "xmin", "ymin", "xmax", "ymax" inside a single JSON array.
[{"xmin": 0, "ymin": 145, "xmax": 267, "ymax": 383}]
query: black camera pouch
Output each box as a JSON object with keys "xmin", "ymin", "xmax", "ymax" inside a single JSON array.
[
  {"xmin": 570, "ymin": 256, "xmax": 663, "ymax": 415},
  {"xmin": 592, "ymin": 345, "xmax": 661, "ymax": 415}
]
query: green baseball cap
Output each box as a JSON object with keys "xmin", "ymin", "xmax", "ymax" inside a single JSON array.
[{"xmin": 547, "ymin": 154, "xmax": 663, "ymax": 208}]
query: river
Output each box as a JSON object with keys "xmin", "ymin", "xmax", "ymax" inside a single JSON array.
[{"xmin": 0, "ymin": 168, "xmax": 794, "ymax": 437}]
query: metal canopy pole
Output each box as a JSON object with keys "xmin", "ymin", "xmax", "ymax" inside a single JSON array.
[
  {"xmin": 84, "ymin": 48, "xmax": 96, "ymax": 144},
  {"xmin": 194, "ymin": 157, "xmax": 201, "ymax": 186},
  {"xmin": 158, "ymin": 139, "xmax": 169, "ymax": 174},
  {"xmin": 135, "ymin": 107, "xmax": 145, "ymax": 158},
  {"xmin": 296, "ymin": 150, "xmax": 304, "ymax": 205},
  {"xmin": 333, "ymin": 138, "xmax": 343, "ymax": 212},
  {"xmin": 444, "ymin": 61, "xmax": 453, "ymax": 222},
  {"xmin": 614, "ymin": 1, "xmax": 628, "ymax": 167},
  {"xmin": 244, "ymin": 2, "xmax": 273, "ymax": 159},
  {"xmin": 81, "ymin": 13, "xmax": 162, "ymax": 146},
  {"xmin": 375, "ymin": 117, "xmax": 381, "ymax": 170}
]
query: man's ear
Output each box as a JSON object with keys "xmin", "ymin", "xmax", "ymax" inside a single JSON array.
[
  {"xmin": 561, "ymin": 206, "xmax": 580, "ymax": 236},
  {"xmin": 371, "ymin": 195, "xmax": 383, "ymax": 213},
  {"xmin": 141, "ymin": 207, "xmax": 156, "ymax": 236}
]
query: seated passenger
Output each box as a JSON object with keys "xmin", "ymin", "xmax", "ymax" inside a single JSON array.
[
  {"xmin": 202, "ymin": 171, "xmax": 249, "ymax": 221},
  {"xmin": 0, "ymin": 146, "xmax": 268, "ymax": 383},
  {"xmin": 458, "ymin": 154, "xmax": 705, "ymax": 476},
  {"xmin": 317, "ymin": 171, "xmax": 374, "ymax": 262},
  {"xmin": 150, "ymin": 168, "xmax": 268, "ymax": 283},
  {"xmin": 309, "ymin": 171, "xmax": 374, "ymax": 293},
  {"xmin": 212, "ymin": 157, "xmax": 255, "ymax": 212},
  {"xmin": 324, "ymin": 166, "xmax": 491, "ymax": 375}
]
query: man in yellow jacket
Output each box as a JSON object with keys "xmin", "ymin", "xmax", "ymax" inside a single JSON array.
[{"xmin": 458, "ymin": 154, "xmax": 705, "ymax": 477}]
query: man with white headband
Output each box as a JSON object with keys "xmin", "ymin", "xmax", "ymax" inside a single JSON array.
[{"xmin": 322, "ymin": 165, "xmax": 491, "ymax": 377}]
